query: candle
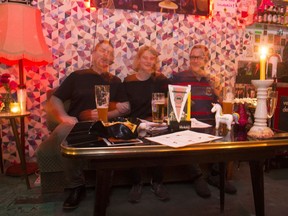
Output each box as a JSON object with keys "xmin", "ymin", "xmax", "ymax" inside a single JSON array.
[
  {"xmin": 259, "ymin": 46, "xmax": 267, "ymax": 80},
  {"xmin": 10, "ymin": 102, "xmax": 20, "ymax": 113},
  {"xmin": 186, "ymin": 92, "xmax": 191, "ymax": 120},
  {"xmin": 260, "ymin": 55, "xmax": 266, "ymax": 80}
]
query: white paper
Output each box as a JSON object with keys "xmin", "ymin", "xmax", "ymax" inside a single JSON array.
[
  {"xmin": 145, "ymin": 130, "xmax": 222, "ymax": 148},
  {"xmin": 191, "ymin": 118, "xmax": 212, "ymax": 128}
]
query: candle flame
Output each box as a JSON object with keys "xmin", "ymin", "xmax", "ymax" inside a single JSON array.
[{"xmin": 260, "ymin": 46, "xmax": 268, "ymax": 58}]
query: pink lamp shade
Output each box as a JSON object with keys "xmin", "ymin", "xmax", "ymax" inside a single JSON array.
[{"xmin": 0, "ymin": 3, "xmax": 52, "ymax": 66}]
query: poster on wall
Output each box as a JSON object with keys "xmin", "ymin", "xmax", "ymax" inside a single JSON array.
[
  {"xmin": 235, "ymin": 60, "xmax": 271, "ymax": 99},
  {"xmin": 92, "ymin": 0, "xmax": 211, "ymax": 16},
  {"xmin": 214, "ymin": 0, "xmax": 237, "ymax": 13}
]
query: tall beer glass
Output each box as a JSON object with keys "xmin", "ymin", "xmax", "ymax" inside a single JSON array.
[
  {"xmin": 95, "ymin": 85, "xmax": 110, "ymax": 123},
  {"xmin": 152, "ymin": 93, "xmax": 165, "ymax": 123},
  {"xmin": 222, "ymin": 86, "xmax": 234, "ymax": 114}
]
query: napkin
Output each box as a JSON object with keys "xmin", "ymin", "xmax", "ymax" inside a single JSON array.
[
  {"xmin": 140, "ymin": 119, "xmax": 168, "ymax": 130},
  {"xmin": 138, "ymin": 119, "xmax": 168, "ymax": 137},
  {"xmin": 191, "ymin": 118, "xmax": 212, "ymax": 128}
]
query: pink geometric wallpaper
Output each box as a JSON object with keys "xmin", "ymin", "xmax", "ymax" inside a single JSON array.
[{"xmin": 0, "ymin": 0, "xmax": 244, "ymax": 166}]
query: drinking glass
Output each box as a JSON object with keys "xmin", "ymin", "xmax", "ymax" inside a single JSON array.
[
  {"xmin": 151, "ymin": 93, "xmax": 165, "ymax": 123},
  {"xmin": 267, "ymin": 90, "xmax": 278, "ymax": 127},
  {"xmin": 222, "ymin": 86, "xmax": 235, "ymax": 114},
  {"xmin": 95, "ymin": 85, "xmax": 110, "ymax": 123}
]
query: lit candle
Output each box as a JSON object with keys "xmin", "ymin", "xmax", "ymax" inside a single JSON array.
[
  {"xmin": 10, "ymin": 102, "xmax": 20, "ymax": 113},
  {"xmin": 259, "ymin": 46, "xmax": 267, "ymax": 80}
]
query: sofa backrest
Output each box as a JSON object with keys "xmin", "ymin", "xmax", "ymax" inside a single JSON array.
[{"xmin": 45, "ymin": 88, "xmax": 71, "ymax": 131}]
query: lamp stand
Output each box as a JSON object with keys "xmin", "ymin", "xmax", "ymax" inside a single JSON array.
[
  {"xmin": 6, "ymin": 60, "xmax": 38, "ymax": 179},
  {"xmin": 247, "ymin": 79, "xmax": 274, "ymax": 139}
]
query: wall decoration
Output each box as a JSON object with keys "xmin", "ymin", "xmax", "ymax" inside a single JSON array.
[
  {"xmin": 0, "ymin": 0, "xmax": 245, "ymax": 165},
  {"xmin": 92, "ymin": 0, "xmax": 211, "ymax": 16},
  {"xmin": 236, "ymin": 0, "xmax": 257, "ymax": 27},
  {"xmin": 214, "ymin": 0, "xmax": 237, "ymax": 13}
]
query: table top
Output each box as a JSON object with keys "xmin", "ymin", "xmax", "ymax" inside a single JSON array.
[
  {"xmin": 61, "ymin": 122, "xmax": 288, "ymax": 159},
  {"xmin": 0, "ymin": 111, "xmax": 30, "ymax": 118}
]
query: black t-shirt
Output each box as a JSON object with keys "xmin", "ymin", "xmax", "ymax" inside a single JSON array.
[
  {"xmin": 53, "ymin": 69, "xmax": 127, "ymax": 119},
  {"xmin": 124, "ymin": 72, "xmax": 170, "ymax": 119}
]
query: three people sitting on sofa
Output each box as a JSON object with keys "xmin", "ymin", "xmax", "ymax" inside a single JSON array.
[{"xmin": 39, "ymin": 41, "xmax": 236, "ymax": 210}]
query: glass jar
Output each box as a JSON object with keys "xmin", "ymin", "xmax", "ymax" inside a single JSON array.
[{"xmin": 17, "ymin": 88, "xmax": 26, "ymax": 113}]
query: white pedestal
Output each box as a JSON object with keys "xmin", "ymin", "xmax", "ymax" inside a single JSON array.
[{"xmin": 247, "ymin": 79, "xmax": 274, "ymax": 139}]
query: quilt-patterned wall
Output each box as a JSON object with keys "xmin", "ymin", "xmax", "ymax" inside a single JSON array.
[{"xmin": 0, "ymin": 0, "xmax": 245, "ymax": 166}]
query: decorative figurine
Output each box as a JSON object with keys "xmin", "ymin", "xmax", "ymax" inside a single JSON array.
[
  {"xmin": 235, "ymin": 103, "xmax": 248, "ymax": 127},
  {"xmin": 211, "ymin": 103, "xmax": 239, "ymax": 130}
]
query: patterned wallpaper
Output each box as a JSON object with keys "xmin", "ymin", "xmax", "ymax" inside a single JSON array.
[{"xmin": 0, "ymin": 0, "xmax": 245, "ymax": 166}]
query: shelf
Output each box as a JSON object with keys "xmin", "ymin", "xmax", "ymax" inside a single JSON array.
[{"xmin": 246, "ymin": 22, "xmax": 288, "ymax": 32}]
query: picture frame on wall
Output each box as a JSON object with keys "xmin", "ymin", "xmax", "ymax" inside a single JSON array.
[
  {"xmin": 91, "ymin": 0, "xmax": 211, "ymax": 16},
  {"xmin": 236, "ymin": 60, "xmax": 272, "ymax": 84}
]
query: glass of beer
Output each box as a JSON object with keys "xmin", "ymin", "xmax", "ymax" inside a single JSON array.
[
  {"xmin": 95, "ymin": 85, "xmax": 110, "ymax": 123},
  {"xmin": 222, "ymin": 86, "xmax": 234, "ymax": 114},
  {"xmin": 151, "ymin": 92, "xmax": 165, "ymax": 123}
]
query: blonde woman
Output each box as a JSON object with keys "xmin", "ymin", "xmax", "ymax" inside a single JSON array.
[{"xmin": 124, "ymin": 45, "xmax": 170, "ymax": 203}]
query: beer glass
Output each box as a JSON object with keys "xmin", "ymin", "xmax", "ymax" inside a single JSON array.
[
  {"xmin": 95, "ymin": 85, "xmax": 110, "ymax": 123},
  {"xmin": 151, "ymin": 92, "xmax": 165, "ymax": 123},
  {"xmin": 222, "ymin": 86, "xmax": 235, "ymax": 114},
  {"xmin": 267, "ymin": 90, "xmax": 278, "ymax": 127}
]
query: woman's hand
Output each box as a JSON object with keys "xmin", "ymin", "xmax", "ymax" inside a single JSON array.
[{"xmin": 79, "ymin": 109, "xmax": 99, "ymax": 121}]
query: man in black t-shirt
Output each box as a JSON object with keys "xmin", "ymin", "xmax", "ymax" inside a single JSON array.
[{"xmin": 37, "ymin": 40, "xmax": 130, "ymax": 210}]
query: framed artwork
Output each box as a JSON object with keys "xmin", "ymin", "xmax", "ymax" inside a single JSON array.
[
  {"xmin": 92, "ymin": 0, "xmax": 211, "ymax": 16},
  {"xmin": 236, "ymin": 60, "xmax": 272, "ymax": 84}
]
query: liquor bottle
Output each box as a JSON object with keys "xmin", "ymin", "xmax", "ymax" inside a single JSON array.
[
  {"xmin": 258, "ymin": 8, "xmax": 263, "ymax": 23},
  {"xmin": 284, "ymin": 6, "xmax": 288, "ymax": 26},
  {"xmin": 272, "ymin": 6, "xmax": 278, "ymax": 24},
  {"xmin": 263, "ymin": 5, "xmax": 268, "ymax": 23},
  {"xmin": 267, "ymin": 6, "xmax": 273, "ymax": 24},
  {"xmin": 279, "ymin": 5, "xmax": 285, "ymax": 25}
]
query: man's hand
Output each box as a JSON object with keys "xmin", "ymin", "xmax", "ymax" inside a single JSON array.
[{"xmin": 79, "ymin": 109, "xmax": 99, "ymax": 121}]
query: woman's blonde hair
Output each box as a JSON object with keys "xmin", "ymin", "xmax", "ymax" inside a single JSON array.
[
  {"xmin": 133, "ymin": 45, "xmax": 159, "ymax": 72},
  {"xmin": 190, "ymin": 44, "xmax": 210, "ymax": 63}
]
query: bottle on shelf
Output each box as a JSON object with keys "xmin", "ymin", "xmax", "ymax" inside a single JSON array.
[
  {"xmin": 272, "ymin": 6, "xmax": 278, "ymax": 24},
  {"xmin": 284, "ymin": 6, "xmax": 288, "ymax": 26},
  {"xmin": 267, "ymin": 5, "xmax": 273, "ymax": 24}
]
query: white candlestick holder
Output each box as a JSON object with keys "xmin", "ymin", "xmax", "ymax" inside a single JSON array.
[{"xmin": 247, "ymin": 79, "xmax": 274, "ymax": 139}]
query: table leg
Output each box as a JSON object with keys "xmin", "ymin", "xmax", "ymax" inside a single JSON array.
[
  {"xmin": 219, "ymin": 162, "xmax": 225, "ymax": 212},
  {"xmin": 249, "ymin": 160, "xmax": 265, "ymax": 216},
  {"xmin": 9, "ymin": 118, "xmax": 30, "ymax": 189},
  {"xmin": 94, "ymin": 169, "xmax": 113, "ymax": 216},
  {"xmin": 0, "ymin": 136, "xmax": 3, "ymax": 173}
]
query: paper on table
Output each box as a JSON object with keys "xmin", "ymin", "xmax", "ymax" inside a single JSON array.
[
  {"xmin": 145, "ymin": 130, "xmax": 222, "ymax": 148},
  {"xmin": 191, "ymin": 118, "xmax": 212, "ymax": 128}
]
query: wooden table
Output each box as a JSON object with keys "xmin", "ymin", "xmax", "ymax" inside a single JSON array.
[
  {"xmin": 61, "ymin": 123, "xmax": 288, "ymax": 216},
  {"xmin": 0, "ymin": 112, "xmax": 30, "ymax": 189}
]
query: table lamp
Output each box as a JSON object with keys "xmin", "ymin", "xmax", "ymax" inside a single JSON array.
[{"xmin": 0, "ymin": 1, "xmax": 53, "ymax": 176}]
